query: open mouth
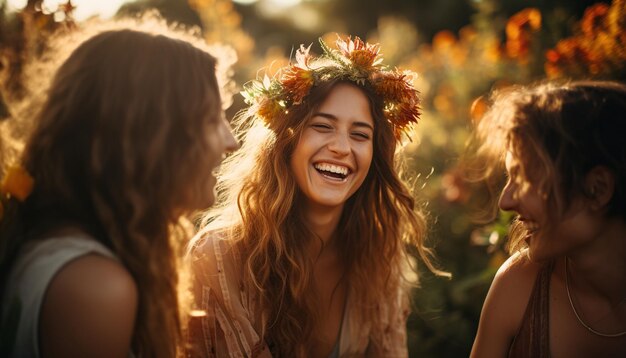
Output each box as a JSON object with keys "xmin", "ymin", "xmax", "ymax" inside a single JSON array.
[{"xmin": 314, "ymin": 163, "xmax": 350, "ymax": 181}]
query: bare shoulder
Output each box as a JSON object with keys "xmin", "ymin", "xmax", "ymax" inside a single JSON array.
[
  {"xmin": 489, "ymin": 251, "xmax": 543, "ymax": 324},
  {"xmin": 40, "ymin": 254, "xmax": 138, "ymax": 358},
  {"xmin": 493, "ymin": 250, "xmax": 542, "ymax": 291},
  {"xmin": 470, "ymin": 251, "xmax": 543, "ymax": 358}
]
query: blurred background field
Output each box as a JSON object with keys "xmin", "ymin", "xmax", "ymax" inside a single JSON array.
[{"xmin": 1, "ymin": 0, "xmax": 624, "ymax": 356}]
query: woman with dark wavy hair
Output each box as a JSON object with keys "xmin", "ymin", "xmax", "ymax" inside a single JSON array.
[
  {"xmin": 469, "ymin": 81, "xmax": 626, "ymax": 357},
  {"xmin": 0, "ymin": 28, "xmax": 237, "ymax": 357},
  {"xmin": 187, "ymin": 37, "xmax": 447, "ymax": 357}
]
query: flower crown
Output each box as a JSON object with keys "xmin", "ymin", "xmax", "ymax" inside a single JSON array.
[{"xmin": 242, "ymin": 36, "xmax": 421, "ymax": 140}]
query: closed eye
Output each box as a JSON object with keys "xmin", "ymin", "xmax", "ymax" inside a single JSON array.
[
  {"xmin": 351, "ymin": 131, "xmax": 370, "ymax": 140},
  {"xmin": 311, "ymin": 123, "xmax": 333, "ymax": 131}
]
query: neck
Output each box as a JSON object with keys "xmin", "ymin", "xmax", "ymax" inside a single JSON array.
[
  {"xmin": 302, "ymin": 202, "xmax": 344, "ymax": 257},
  {"xmin": 567, "ymin": 218, "xmax": 626, "ymax": 304}
]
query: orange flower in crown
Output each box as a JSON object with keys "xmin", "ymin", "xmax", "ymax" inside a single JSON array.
[
  {"xmin": 336, "ymin": 36, "xmax": 383, "ymax": 71},
  {"xmin": 242, "ymin": 35, "xmax": 421, "ymax": 140},
  {"xmin": 372, "ymin": 71, "xmax": 421, "ymax": 139},
  {"xmin": 281, "ymin": 44, "xmax": 315, "ymax": 105}
]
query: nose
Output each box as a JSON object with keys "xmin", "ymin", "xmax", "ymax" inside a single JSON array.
[
  {"xmin": 498, "ymin": 180, "xmax": 517, "ymax": 211},
  {"xmin": 220, "ymin": 118, "xmax": 239, "ymax": 153},
  {"xmin": 327, "ymin": 132, "xmax": 350, "ymax": 156}
]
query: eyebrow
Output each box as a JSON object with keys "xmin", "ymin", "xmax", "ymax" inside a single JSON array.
[{"xmin": 313, "ymin": 112, "xmax": 375, "ymax": 131}]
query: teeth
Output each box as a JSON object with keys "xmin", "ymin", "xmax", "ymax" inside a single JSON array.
[{"xmin": 314, "ymin": 163, "xmax": 349, "ymax": 175}]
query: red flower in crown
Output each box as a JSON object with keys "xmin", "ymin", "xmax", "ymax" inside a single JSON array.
[{"xmin": 336, "ymin": 36, "xmax": 383, "ymax": 70}]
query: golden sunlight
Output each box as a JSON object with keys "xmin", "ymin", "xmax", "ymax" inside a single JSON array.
[{"xmin": 6, "ymin": 0, "xmax": 131, "ymax": 21}]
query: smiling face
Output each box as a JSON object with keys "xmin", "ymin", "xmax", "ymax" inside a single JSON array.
[
  {"xmin": 499, "ymin": 151, "xmax": 602, "ymax": 262},
  {"xmin": 290, "ymin": 83, "xmax": 374, "ymax": 212}
]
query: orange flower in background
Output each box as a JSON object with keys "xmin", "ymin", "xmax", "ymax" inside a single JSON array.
[
  {"xmin": 581, "ymin": 3, "xmax": 609, "ymax": 35},
  {"xmin": 336, "ymin": 36, "xmax": 382, "ymax": 70},
  {"xmin": 1, "ymin": 165, "xmax": 34, "ymax": 202},
  {"xmin": 505, "ymin": 8, "xmax": 541, "ymax": 60},
  {"xmin": 544, "ymin": 0, "xmax": 625, "ymax": 79},
  {"xmin": 506, "ymin": 8, "xmax": 541, "ymax": 39},
  {"xmin": 431, "ymin": 30, "xmax": 468, "ymax": 67},
  {"xmin": 433, "ymin": 30, "xmax": 456, "ymax": 53}
]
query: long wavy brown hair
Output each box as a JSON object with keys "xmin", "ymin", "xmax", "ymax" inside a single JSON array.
[
  {"xmin": 466, "ymin": 80, "xmax": 626, "ymax": 254},
  {"xmin": 0, "ymin": 28, "xmax": 227, "ymax": 357},
  {"xmin": 195, "ymin": 79, "xmax": 446, "ymax": 356}
]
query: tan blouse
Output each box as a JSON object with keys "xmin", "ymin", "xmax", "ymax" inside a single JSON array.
[{"xmin": 186, "ymin": 233, "xmax": 410, "ymax": 357}]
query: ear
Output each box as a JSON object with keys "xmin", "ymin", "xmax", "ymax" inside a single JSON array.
[{"xmin": 585, "ymin": 165, "xmax": 615, "ymax": 211}]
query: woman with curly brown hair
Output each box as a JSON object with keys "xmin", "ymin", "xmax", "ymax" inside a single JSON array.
[
  {"xmin": 187, "ymin": 37, "xmax": 446, "ymax": 357},
  {"xmin": 0, "ymin": 27, "xmax": 237, "ymax": 357},
  {"xmin": 469, "ymin": 81, "xmax": 626, "ymax": 357}
]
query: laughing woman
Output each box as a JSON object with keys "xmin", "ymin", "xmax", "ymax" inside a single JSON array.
[
  {"xmin": 187, "ymin": 37, "xmax": 446, "ymax": 357},
  {"xmin": 469, "ymin": 81, "xmax": 626, "ymax": 357}
]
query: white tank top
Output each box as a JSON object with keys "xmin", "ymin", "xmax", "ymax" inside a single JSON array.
[{"xmin": 1, "ymin": 231, "xmax": 117, "ymax": 357}]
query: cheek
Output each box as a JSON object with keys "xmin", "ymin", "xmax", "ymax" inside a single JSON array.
[
  {"xmin": 289, "ymin": 146, "xmax": 307, "ymax": 186},
  {"xmin": 359, "ymin": 144, "xmax": 374, "ymax": 170},
  {"xmin": 291, "ymin": 135, "xmax": 315, "ymax": 166}
]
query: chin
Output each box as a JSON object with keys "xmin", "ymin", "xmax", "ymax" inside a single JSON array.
[{"xmin": 307, "ymin": 194, "xmax": 348, "ymax": 209}]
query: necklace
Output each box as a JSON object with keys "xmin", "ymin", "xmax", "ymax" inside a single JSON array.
[{"xmin": 564, "ymin": 257, "xmax": 626, "ymax": 338}]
